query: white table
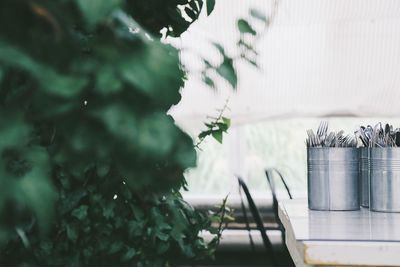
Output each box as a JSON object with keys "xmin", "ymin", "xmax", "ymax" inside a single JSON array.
[{"xmin": 278, "ymin": 199, "xmax": 400, "ymax": 267}]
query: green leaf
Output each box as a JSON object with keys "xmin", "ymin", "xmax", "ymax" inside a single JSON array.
[
  {"xmin": 0, "ymin": 42, "xmax": 87, "ymax": 98},
  {"xmin": 224, "ymin": 214, "xmax": 235, "ymax": 221},
  {"xmin": 189, "ymin": 1, "xmax": 200, "ymax": 13},
  {"xmin": 102, "ymin": 202, "xmax": 115, "ymax": 219},
  {"xmin": 91, "ymin": 104, "xmax": 138, "ymax": 142},
  {"xmin": 216, "ymin": 122, "xmax": 228, "ymax": 132},
  {"xmin": 216, "ymin": 57, "xmax": 237, "ymax": 88},
  {"xmin": 109, "ymin": 241, "xmax": 124, "ymax": 253},
  {"xmin": 155, "ymin": 230, "xmax": 169, "ymax": 241},
  {"xmin": 237, "ymin": 19, "xmax": 256, "ymax": 35},
  {"xmin": 119, "ymin": 42, "xmax": 183, "ymax": 108},
  {"xmin": 97, "ymin": 223, "xmax": 113, "ymax": 236},
  {"xmin": 212, "ymin": 130, "xmax": 223, "ymax": 144},
  {"xmin": 128, "ymin": 220, "xmax": 144, "ymax": 237},
  {"xmin": 245, "ymin": 57, "xmax": 259, "ymax": 68},
  {"xmin": 203, "ymin": 76, "xmax": 215, "ymax": 89},
  {"xmin": 185, "ymin": 7, "xmax": 197, "ymax": 21},
  {"xmin": 59, "ymin": 189, "xmax": 87, "ymax": 216},
  {"xmin": 130, "ymin": 204, "xmax": 144, "ymax": 220},
  {"xmin": 39, "ymin": 241, "xmax": 54, "ymax": 255},
  {"xmin": 44, "ymin": 72, "xmax": 87, "ymax": 98},
  {"xmin": 96, "ymin": 161, "xmax": 111, "ymax": 178},
  {"xmin": 213, "ymin": 43, "xmax": 225, "ymax": 55},
  {"xmin": 83, "ymin": 247, "xmax": 94, "ymax": 258},
  {"xmin": 238, "ymin": 39, "xmax": 256, "ymax": 51},
  {"xmin": 206, "ymin": 0, "xmax": 216, "ymax": 16},
  {"xmin": 198, "ymin": 130, "xmax": 212, "ymax": 139},
  {"xmin": 197, "ymin": 0, "xmax": 204, "ymax": 12},
  {"xmin": 180, "ymin": 242, "xmax": 195, "ymax": 258},
  {"xmin": 250, "ymin": 9, "xmax": 267, "ymax": 22},
  {"xmin": 95, "ymin": 65, "xmax": 123, "ymax": 95},
  {"xmin": 18, "ymin": 155, "xmax": 55, "ymax": 230},
  {"xmin": 121, "ymin": 248, "xmax": 137, "ymax": 262},
  {"xmin": 222, "ymin": 117, "xmax": 231, "ymax": 127},
  {"xmin": 137, "ymin": 113, "xmax": 177, "ymax": 158},
  {"xmin": 157, "ymin": 222, "xmax": 172, "ymax": 231},
  {"xmin": 0, "ymin": 111, "xmax": 31, "ymax": 150},
  {"xmin": 204, "ymin": 122, "xmax": 215, "ymax": 128},
  {"xmin": 66, "ymin": 224, "xmax": 78, "ymax": 242},
  {"xmin": 71, "ymin": 205, "xmax": 88, "ymax": 220},
  {"xmin": 156, "ymin": 241, "xmax": 170, "ymax": 254},
  {"xmin": 76, "ymin": 0, "xmax": 122, "ymax": 26},
  {"xmin": 203, "ymin": 59, "xmax": 212, "ymax": 68},
  {"xmin": 174, "ymin": 136, "xmax": 197, "ymax": 168}
]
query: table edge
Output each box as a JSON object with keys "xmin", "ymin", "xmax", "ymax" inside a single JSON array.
[{"xmin": 278, "ymin": 200, "xmax": 400, "ymax": 266}]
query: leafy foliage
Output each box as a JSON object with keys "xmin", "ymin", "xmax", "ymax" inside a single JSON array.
[
  {"xmin": 198, "ymin": 10, "xmax": 268, "ymax": 91},
  {"xmin": 0, "ymin": 0, "xmax": 236, "ymax": 266},
  {"xmin": 1, "ymin": 169, "xmax": 231, "ymax": 267},
  {"xmin": 196, "ymin": 101, "xmax": 231, "ymax": 147},
  {"xmin": 206, "ymin": 0, "xmax": 216, "ymax": 16},
  {"xmin": 200, "ymin": 43, "xmax": 238, "ymax": 91},
  {"xmin": 0, "ymin": 0, "xmax": 266, "ymax": 266},
  {"xmin": 125, "ymin": 0, "xmax": 205, "ymax": 37},
  {"xmin": 237, "ymin": 19, "xmax": 257, "ymax": 35},
  {"xmin": 237, "ymin": 10, "xmax": 269, "ymax": 68},
  {"xmin": 250, "ymin": 8, "xmax": 268, "ymax": 22},
  {"xmin": 196, "ymin": 10, "xmax": 269, "ymax": 145}
]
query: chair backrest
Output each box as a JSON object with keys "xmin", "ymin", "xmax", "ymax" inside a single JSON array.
[
  {"xmin": 237, "ymin": 170, "xmax": 295, "ymax": 267},
  {"xmin": 266, "ymin": 168, "xmax": 293, "ymax": 199},
  {"xmin": 265, "ymin": 168, "xmax": 293, "ymax": 231},
  {"xmin": 237, "ymin": 177, "xmax": 278, "ymax": 267},
  {"xmin": 264, "ymin": 169, "xmax": 295, "ymax": 267}
]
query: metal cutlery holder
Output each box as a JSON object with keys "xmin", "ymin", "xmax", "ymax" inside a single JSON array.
[
  {"xmin": 370, "ymin": 148, "xmax": 400, "ymax": 212},
  {"xmin": 307, "ymin": 147, "xmax": 360, "ymax": 211},
  {"xmin": 359, "ymin": 147, "xmax": 370, "ymax": 208}
]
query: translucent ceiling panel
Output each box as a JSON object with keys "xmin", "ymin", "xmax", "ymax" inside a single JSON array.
[{"xmin": 170, "ymin": 0, "xmax": 400, "ymax": 132}]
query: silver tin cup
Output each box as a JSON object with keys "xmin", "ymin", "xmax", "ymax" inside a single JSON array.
[
  {"xmin": 359, "ymin": 147, "xmax": 370, "ymax": 208},
  {"xmin": 370, "ymin": 148, "xmax": 400, "ymax": 213},
  {"xmin": 307, "ymin": 147, "xmax": 360, "ymax": 211}
]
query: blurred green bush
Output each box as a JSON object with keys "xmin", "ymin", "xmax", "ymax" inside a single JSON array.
[{"xmin": 0, "ymin": 0, "xmax": 226, "ymax": 266}]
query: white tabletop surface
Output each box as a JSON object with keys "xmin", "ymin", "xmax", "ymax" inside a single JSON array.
[{"xmin": 278, "ymin": 199, "xmax": 400, "ymax": 267}]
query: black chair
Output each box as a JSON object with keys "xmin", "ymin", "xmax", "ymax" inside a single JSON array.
[
  {"xmin": 238, "ymin": 177, "xmax": 278, "ymax": 267},
  {"xmin": 265, "ymin": 168, "xmax": 293, "ymax": 242},
  {"xmin": 237, "ymin": 171, "xmax": 294, "ymax": 267}
]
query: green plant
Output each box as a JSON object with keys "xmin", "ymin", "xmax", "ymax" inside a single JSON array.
[
  {"xmin": 2, "ymin": 169, "xmax": 231, "ymax": 266},
  {"xmin": 194, "ymin": 7, "xmax": 270, "ymax": 147},
  {"xmin": 196, "ymin": 100, "xmax": 231, "ymax": 148},
  {"xmin": 0, "ymin": 0, "xmax": 264, "ymax": 266}
]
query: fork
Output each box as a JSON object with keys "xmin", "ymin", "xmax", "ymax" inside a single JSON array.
[{"xmin": 317, "ymin": 121, "xmax": 328, "ymax": 144}]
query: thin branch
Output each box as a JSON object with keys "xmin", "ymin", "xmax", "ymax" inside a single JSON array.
[{"xmin": 194, "ymin": 98, "xmax": 230, "ymax": 149}]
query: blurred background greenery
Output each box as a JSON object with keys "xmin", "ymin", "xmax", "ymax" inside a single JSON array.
[{"xmin": 183, "ymin": 118, "xmax": 400, "ymax": 196}]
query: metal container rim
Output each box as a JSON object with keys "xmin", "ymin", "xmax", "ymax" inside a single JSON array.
[{"xmin": 307, "ymin": 147, "xmax": 358, "ymax": 151}]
